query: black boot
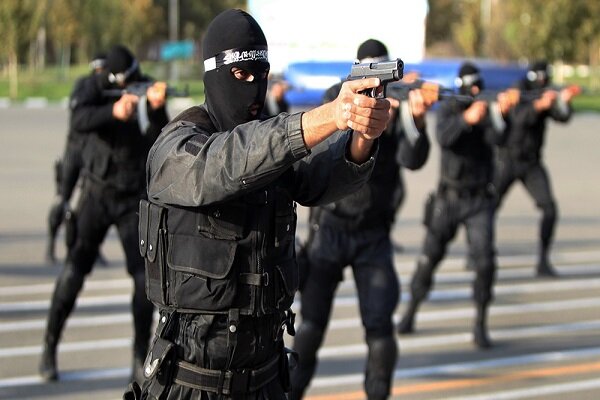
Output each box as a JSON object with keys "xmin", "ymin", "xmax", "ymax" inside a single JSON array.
[
  {"xmin": 39, "ymin": 339, "xmax": 58, "ymax": 381},
  {"xmin": 536, "ymin": 250, "xmax": 557, "ymax": 277},
  {"xmin": 39, "ymin": 265, "xmax": 85, "ymax": 381},
  {"xmin": 473, "ymin": 303, "xmax": 492, "ymax": 349},
  {"xmin": 365, "ymin": 336, "xmax": 398, "ymax": 400}
]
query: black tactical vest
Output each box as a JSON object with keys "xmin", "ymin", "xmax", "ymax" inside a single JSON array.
[{"xmin": 138, "ymin": 112, "xmax": 299, "ymax": 317}]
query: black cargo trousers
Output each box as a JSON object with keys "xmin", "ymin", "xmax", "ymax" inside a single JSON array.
[
  {"xmin": 291, "ymin": 214, "xmax": 400, "ymax": 400},
  {"xmin": 494, "ymin": 153, "xmax": 557, "ymax": 258},
  {"xmin": 44, "ymin": 177, "xmax": 154, "ymax": 368},
  {"xmin": 411, "ymin": 187, "xmax": 497, "ymax": 307}
]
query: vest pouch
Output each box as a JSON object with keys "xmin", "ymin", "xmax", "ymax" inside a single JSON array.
[
  {"xmin": 167, "ymin": 234, "xmax": 237, "ymax": 311},
  {"xmin": 139, "ymin": 200, "xmax": 168, "ymax": 306}
]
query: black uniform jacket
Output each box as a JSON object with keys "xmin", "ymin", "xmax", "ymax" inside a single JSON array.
[{"xmin": 70, "ymin": 74, "xmax": 169, "ymax": 193}]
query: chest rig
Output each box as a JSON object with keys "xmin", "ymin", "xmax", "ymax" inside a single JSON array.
[{"xmin": 139, "ymin": 184, "xmax": 298, "ymax": 317}]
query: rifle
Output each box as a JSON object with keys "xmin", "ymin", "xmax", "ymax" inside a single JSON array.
[
  {"xmin": 386, "ymin": 80, "xmax": 472, "ymax": 104},
  {"xmin": 518, "ymin": 84, "xmax": 582, "ymax": 102},
  {"xmin": 103, "ymin": 82, "xmax": 189, "ymax": 133},
  {"xmin": 349, "ymin": 59, "xmax": 404, "ymax": 98}
]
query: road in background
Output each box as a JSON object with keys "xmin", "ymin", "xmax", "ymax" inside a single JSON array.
[{"xmin": 0, "ymin": 105, "xmax": 599, "ymax": 399}]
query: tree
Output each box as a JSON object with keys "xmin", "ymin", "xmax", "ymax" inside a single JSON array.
[
  {"xmin": 48, "ymin": 0, "xmax": 81, "ymax": 79},
  {"xmin": 0, "ymin": 0, "xmax": 47, "ymax": 98}
]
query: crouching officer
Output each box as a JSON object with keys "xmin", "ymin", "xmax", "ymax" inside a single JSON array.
[
  {"xmin": 125, "ymin": 8, "xmax": 391, "ymax": 400},
  {"xmin": 39, "ymin": 45, "xmax": 169, "ymax": 382},
  {"xmin": 397, "ymin": 62, "xmax": 515, "ymax": 348}
]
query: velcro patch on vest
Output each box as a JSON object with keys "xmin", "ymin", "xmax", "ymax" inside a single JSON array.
[{"xmin": 184, "ymin": 133, "xmax": 210, "ymax": 156}]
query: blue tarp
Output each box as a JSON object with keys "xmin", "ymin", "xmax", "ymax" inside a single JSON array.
[{"xmin": 283, "ymin": 59, "xmax": 528, "ymax": 106}]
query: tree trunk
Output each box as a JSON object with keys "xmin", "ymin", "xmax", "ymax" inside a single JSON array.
[
  {"xmin": 590, "ymin": 39, "xmax": 600, "ymax": 90},
  {"xmin": 8, "ymin": 50, "xmax": 18, "ymax": 99}
]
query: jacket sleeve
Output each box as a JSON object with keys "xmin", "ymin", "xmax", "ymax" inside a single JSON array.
[
  {"xmin": 147, "ymin": 112, "xmax": 310, "ymax": 206},
  {"xmin": 70, "ymin": 78, "xmax": 115, "ymax": 133},
  {"xmin": 549, "ymin": 98, "xmax": 573, "ymax": 122},
  {"xmin": 288, "ymin": 130, "xmax": 377, "ymax": 207},
  {"xmin": 436, "ymin": 100, "xmax": 471, "ymax": 147},
  {"xmin": 395, "ymin": 102, "xmax": 430, "ymax": 170},
  {"xmin": 146, "ymin": 104, "xmax": 170, "ymax": 141}
]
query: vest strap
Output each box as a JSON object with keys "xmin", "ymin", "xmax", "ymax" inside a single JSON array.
[{"xmin": 239, "ymin": 272, "xmax": 269, "ymax": 287}]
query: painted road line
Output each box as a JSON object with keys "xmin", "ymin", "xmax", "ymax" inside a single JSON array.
[
  {"xmin": 2, "ymin": 276, "xmax": 599, "ymax": 313},
  {"xmin": 2, "ymin": 319, "xmax": 599, "ymax": 360},
  {"xmin": 2, "ymin": 346, "xmax": 598, "ymax": 391},
  {"xmin": 0, "ymin": 279, "xmax": 132, "ymax": 297},
  {"xmin": 2, "ymin": 297, "xmax": 598, "ymax": 334},
  {"xmin": 2, "ymin": 250, "xmax": 599, "ymax": 298},
  {"xmin": 309, "ymin": 347, "xmax": 600, "ymax": 389},
  {"xmin": 322, "ymin": 276, "xmax": 600, "ymax": 309},
  {"xmin": 443, "ymin": 377, "xmax": 600, "ymax": 400},
  {"xmin": 306, "ymin": 362, "xmax": 600, "ymax": 399},
  {"xmin": 317, "ymin": 319, "xmax": 600, "ymax": 358},
  {"xmin": 326, "ymin": 297, "xmax": 600, "ymax": 330}
]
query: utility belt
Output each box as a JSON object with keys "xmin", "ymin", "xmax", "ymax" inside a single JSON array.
[
  {"xmin": 498, "ymin": 147, "xmax": 539, "ymax": 163},
  {"xmin": 438, "ymin": 183, "xmax": 493, "ymax": 200},
  {"xmin": 318, "ymin": 208, "xmax": 387, "ymax": 232},
  {"xmin": 141, "ymin": 309, "xmax": 295, "ymax": 399},
  {"xmin": 81, "ymin": 174, "xmax": 144, "ymax": 198},
  {"xmin": 171, "ymin": 353, "xmax": 280, "ymax": 395}
]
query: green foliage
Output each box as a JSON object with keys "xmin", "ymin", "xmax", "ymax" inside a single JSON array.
[
  {"xmin": 427, "ymin": 0, "xmax": 600, "ymax": 64},
  {"xmin": 0, "ymin": 62, "xmax": 205, "ymax": 103}
]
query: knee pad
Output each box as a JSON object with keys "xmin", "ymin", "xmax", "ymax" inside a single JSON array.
[
  {"xmin": 293, "ymin": 320, "xmax": 325, "ymax": 363},
  {"xmin": 68, "ymin": 239, "xmax": 97, "ymax": 275},
  {"xmin": 410, "ymin": 255, "xmax": 435, "ymax": 300},
  {"xmin": 540, "ymin": 202, "xmax": 557, "ymax": 220}
]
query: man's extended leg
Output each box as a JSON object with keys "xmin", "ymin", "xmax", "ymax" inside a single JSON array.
[
  {"xmin": 117, "ymin": 206, "xmax": 155, "ymax": 385},
  {"xmin": 354, "ymin": 231, "xmax": 399, "ymax": 400},
  {"xmin": 399, "ymin": 193, "xmax": 455, "ymax": 335},
  {"xmin": 290, "ymin": 225, "xmax": 345, "ymax": 400},
  {"xmin": 523, "ymin": 163, "xmax": 558, "ymax": 277},
  {"xmin": 40, "ymin": 191, "xmax": 108, "ymax": 380},
  {"xmin": 465, "ymin": 201, "xmax": 497, "ymax": 349}
]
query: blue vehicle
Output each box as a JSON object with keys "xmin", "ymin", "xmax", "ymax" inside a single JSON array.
[{"xmin": 283, "ymin": 58, "xmax": 528, "ymax": 107}]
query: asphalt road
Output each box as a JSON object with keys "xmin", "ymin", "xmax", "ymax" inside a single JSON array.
[{"xmin": 0, "ymin": 104, "xmax": 599, "ymax": 399}]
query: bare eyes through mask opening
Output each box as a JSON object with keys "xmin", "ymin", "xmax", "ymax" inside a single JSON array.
[{"xmin": 230, "ymin": 66, "xmax": 269, "ymax": 83}]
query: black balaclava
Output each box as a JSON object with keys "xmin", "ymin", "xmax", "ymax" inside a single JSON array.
[
  {"xmin": 526, "ymin": 60, "xmax": 550, "ymax": 90},
  {"xmin": 456, "ymin": 62, "xmax": 484, "ymax": 95},
  {"xmin": 202, "ymin": 9, "xmax": 270, "ymax": 132},
  {"xmin": 102, "ymin": 44, "xmax": 140, "ymax": 88},
  {"xmin": 356, "ymin": 39, "xmax": 389, "ymax": 63},
  {"xmin": 90, "ymin": 52, "xmax": 107, "ymax": 72}
]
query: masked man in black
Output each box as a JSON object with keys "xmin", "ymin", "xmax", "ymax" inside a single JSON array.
[
  {"xmin": 494, "ymin": 61, "xmax": 577, "ymax": 277},
  {"xmin": 45, "ymin": 52, "xmax": 109, "ymax": 266},
  {"xmin": 40, "ymin": 45, "xmax": 169, "ymax": 383},
  {"xmin": 126, "ymin": 9, "xmax": 392, "ymax": 400},
  {"xmin": 397, "ymin": 62, "xmax": 516, "ymax": 349},
  {"xmin": 290, "ymin": 39, "xmax": 432, "ymax": 400}
]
